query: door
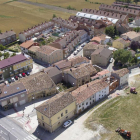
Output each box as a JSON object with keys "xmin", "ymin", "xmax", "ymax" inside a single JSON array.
[{"xmin": 19, "ymin": 99, "xmax": 26, "ymax": 105}]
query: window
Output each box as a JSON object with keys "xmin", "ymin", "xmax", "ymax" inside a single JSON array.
[
  {"xmin": 82, "ymin": 103, "xmax": 84, "ymax": 105},
  {"xmin": 21, "ymin": 94, "xmax": 25, "ymax": 98},
  {"xmin": 93, "ymin": 100, "xmax": 94, "ymax": 102},
  {"xmin": 86, "ymin": 102, "xmax": 88, "ymax": 105},
  {"xmin": 66, "ymin": 116, "xmax": 68, "ymax": 119},
  {"xmin": 65, "ymin": 110, "xmax": 68, "ymax": 114},
  {"xmin": 102, "ymin": 95, "xmax": 103, "ymax": 96},
  {"xmin": 61, "ymin": 113, "xmax": 63, "ymax": 117},
  {"xmin": 79, "ymin": 105, "xmax": 81, "ymax": 108},
  {"xmin": 99, "ymin": 95, "xmax": 100, "ymax": 96},
  {"xmin": 42, "ymin": 116, "xmax": 44, "ymax": 120},
  {"xmin": 90, "ymin": 98, "xmax": 91, "ymax": 100},
  {"xmin": 58, "ymin": 117, "xmax": 60, "ymax": 119},
  {"xmin": 42, "ymin": 123, "xmax": 45, "ymax": 127}
]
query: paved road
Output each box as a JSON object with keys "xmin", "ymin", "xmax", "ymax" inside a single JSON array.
[
  {"xmin": 0, "ymin": 114, "xmax": 38, "ymax": 140},
  {"xmin": 129, "ymin": 67, "xmax": 140, "ymax": 77},
  {"xmin": 18, "ymin": 0, "xmax": 77, "ymax": 14}
]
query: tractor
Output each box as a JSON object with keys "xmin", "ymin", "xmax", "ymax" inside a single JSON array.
[
  {"xmin": 130, "ymin": 87, "xmax": 137, "ymax": 94},
  {"xmin": 115, "ymin": 127, "xmax": 131, "ymax": 139}
]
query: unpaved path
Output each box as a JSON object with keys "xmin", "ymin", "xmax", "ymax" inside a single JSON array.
[{"xmin": 18, "ymin": 0, "xmax": 77, "ymax": 14}]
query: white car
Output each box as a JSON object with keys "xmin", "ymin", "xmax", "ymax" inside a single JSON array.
[
  {"xmin": 18, "ymin": 74, "xmax": 22, "ymax": 78},
  {"xmin": 63, "ymin": 120, "xmax": 72, "ymax": 128},
  {"xmin": 5, "ymin": 81, "xmax": 8, "ymax": 85},
  {"xmin": 74, "ymin": 50, "xmax": 78, "ymax": 55},
  {"xmin": 110, "ymin": 58, "xmax": 113, "ymax": 63},
  {"xmin": 11, "ymin": 77, "xmax": 15, "ymax": 82}
]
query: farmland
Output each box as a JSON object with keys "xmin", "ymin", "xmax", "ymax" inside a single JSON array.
[
  {"xmin": 27, "ymin": 0, "xmax": 116, "ymax": 11},
  {"xmin": 0, "ymin": 0, "xmax": 71, "ymax": 34},
  {"xmin": 85, "ymin": 75, "xmax": 140, "ymax": 140}
]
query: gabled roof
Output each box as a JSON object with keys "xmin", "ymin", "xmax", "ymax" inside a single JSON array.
[
  {"xmin": 54, "ymin": 60, "xmax": 72, "ymax": 70},
  {"xmin": 36, "ymin": 92, "xmax": 75, "ymax": 118},
  {"xmin": 0, "ymin": 54, "xmax": 28, "ymax": 69},
  {"xmin": 0, "ymin": 82, "xmax": 26, "ymax": 99},
  {"xmin": 71, "ymin": 79, "xmax": 109, "ymax": 104},
  {"xmin": 44, "ymin": 67, "xmax": 61, "ymax": 77},
  {"xmin": 91, "ymin": 48, "xmax": 112, "ymax": 58},
  {"xmin": 0, "ymin": 30, "xmax": 16, "ymax": 40},
  {"xmin": 112, "ymin": 68, "xmax": 129, "ymax": 77},
  {"xmin": 20, "ymin": 40, "xmax": 34, "ymax": 49}
]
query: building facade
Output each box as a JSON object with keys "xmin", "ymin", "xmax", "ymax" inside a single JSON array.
[
  {"xmin": 0, "ymin": 30, "xmax": 16, "ymax": 46},
  {"xmin": 0, "ymin": 54, "xmax": 33, "ymax": 79},
  {"xmin": 36, "ymin": 92, "xmax": 76, "ymax": 132}
]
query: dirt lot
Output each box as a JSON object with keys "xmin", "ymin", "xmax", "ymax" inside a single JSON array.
[{"xmin": 0, "ymin": 0, "xmax": 71, "ymax": 34}]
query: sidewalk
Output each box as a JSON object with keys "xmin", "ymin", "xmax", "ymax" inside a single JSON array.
[{"xmin": 1, "ymin": 97, "xmax": 49, "ymax": 133}]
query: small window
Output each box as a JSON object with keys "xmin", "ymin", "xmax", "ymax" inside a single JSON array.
[
  {"xmin": 79, "ymin": 105, "xmax": 81, "ymax": 108},
  {"xmin": 102, "ymin": 95, "xmax": 103, "ymax": 96},
  {"xmin": 90, "ymin": 98, "xmax": 91, "ymax": 100},
  {"xmin": 10, "ymin": 67, "xmax": 12, "ymax": 70},
  {"xmin": 42, "ymin": 116, "xmax": 44, "ymax": 120},
  {"xmin": 58, "ymin": 122, "xmax": 60, "ymax": 125},
  {"xmin": 86, "ymin": 102, "xmax": 88, "ymax": 105},
  {"xmin": 43, "ymin": 123, "xmax": 45, "ymax": 126},
  {"xmin": 61, "ymin": 113, "xmax": 63, "ymax": 117},
  {"xmin": 66, "ymin": 116, "xmax": 68, "ymax": 119},
  {"xmin": 99, "ymin": 95, "xmax": 100, "ymax": 96},
  {"xmin": 65, "ymin": 110, "xmax": 68, "ymax": 114},
  {"xmin": 21, "ymin": 94, "xmax": 25, "ymax": 98},
  {"xmin": 58, "ymin": 117, "xmax": 60, "ymax": 119},
  {"xmin": 82, "ymin": 103, "xmax": 84, "ymax": 105},
  {"xmin": 93, "ymin": 100, "xmax": 94, "ymax": 102}
]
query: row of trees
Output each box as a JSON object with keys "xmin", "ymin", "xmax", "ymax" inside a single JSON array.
[{"xmin": 115, "ymin": 0, "xmax": 140, "ymax": 4}]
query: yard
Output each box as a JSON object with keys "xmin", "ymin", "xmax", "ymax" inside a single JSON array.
[
  {"xmin": 85, "ymin": 79, "xmax": 140, "ymax": 140},
  {"xmin": 0, "ymin": 0, "xmax": 71, "ymax": 34},
  {"xmin": 8, "ymin": 43, "xmax": 21, "ymax": 52}
]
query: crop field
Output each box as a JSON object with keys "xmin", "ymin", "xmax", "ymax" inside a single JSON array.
[
  {"xmin": 0, "ymin": 0, "xmax": 71, "ymax": 34},
  {"xmin": 85, "ymin": 77, "xmax": 140, "ymax": 140},
  {"xmin": 27, "ymin": 0, "xmax": 116, "ymax": 11}
]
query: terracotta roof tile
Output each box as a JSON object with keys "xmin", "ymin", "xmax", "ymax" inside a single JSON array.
[
  {"xmin": 112, "ymin": 68, "xmax": 129, "ymax": 77},
  {"xmin": 20, "ymin": 40, "xmax": 34, "ymax": 49}
]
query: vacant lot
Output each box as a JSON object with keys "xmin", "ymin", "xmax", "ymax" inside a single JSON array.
[
  {"xmin": 0, "ymin": 0, "xmax": 71, "ymax": 34},
  {"xmin": 85, "ymin": 82, "xmax": 140, "ymax": 140},
  {"xmin": 27, "ymin": 0, "xmax": 115, "ymax": 11}
]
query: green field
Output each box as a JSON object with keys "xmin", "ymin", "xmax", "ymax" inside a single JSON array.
[
  {"xmin": 0, "ymin": 0, "xmax": 71, "ymax": 34},
  {"xmin": 85, "ymin": 75, "xmax": 140, "ymax": 140},
  {"xmin": 27, "ymin": 0, "xmax": 116, "ymax": 11}
]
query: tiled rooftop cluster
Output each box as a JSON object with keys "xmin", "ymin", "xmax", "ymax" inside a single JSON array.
[
  {"xmin": 36, "ymin": 92, "xmax": 75, "ymax": 117},
  {"xmin": 19, "ymin": 21, "xmax": 54, "ymax": 37},
  {"xmin": 71, "ymin": 79, "xmax": 109, "ymax": 104},
  {"xmin": 84, "ymin": 42, "xmax": 106, "ymax": 50},
  {"xmin": 19, "ymin": 72, "xmax": 56, "ymax": 95},
  {"xmin": 64, "ymin": 63, "xmax": 97, "ymax": 79},
  {"xmin": 69, "ymin": 16, "xmax": 111, "ymax": 28},
  {"xmin": 112, "ymin": 68, "xmax": 129, "ymax": 77},
  {"xmin": 99, "ymin": 4, "xmax": 140, "ymax": 16},
  {"xmin": 52, "ymin": 17, "xmax": 78, "ymax": 30}
]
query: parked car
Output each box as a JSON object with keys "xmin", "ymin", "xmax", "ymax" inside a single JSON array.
[
  {"xmin": 63, "ymin": 120, "xmax": 72, "ymax": 128},
  {"xmin": 25, "ymin": 71, "xmax": 30, "ymax": 76},
  {"xmin": 15, "ymin": 76, "xmax": 18, "ymax": 80},
  {"xmin": 18, "ymin": 74, "xmax": 22, "ymax": 78},
  {"xmin": 22, "ymin": 73, "xmax": 26, "ymax": 77},
  {"xmin": 5, "ymin": 81, "xmax": 8, "ymax": 85},
  {"xmin": 110, "ymin": 58, "xmax": 113, "ymax": 63},
  {"xmin": 11, "ymin": 77, "xmax": 15, "ymax": 82},
  {"xmin": 74, "ymin": 50, "xmax": 78, "ymax": 55},
  {"xmin": 8, "ymin": 79, "xmax": 11, "ymax": 83}
]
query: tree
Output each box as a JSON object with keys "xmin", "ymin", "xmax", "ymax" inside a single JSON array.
[
  {"xmin": 52, "ymin": 14, "xmax": 56, "ymax": 18},
  {"xmin": 3, "ymin": 52, "xmax": 10, "ymax": 59},
  {"xmin": 105, "ymin": 26, "xmax": 115, "ymax": 38},
  {"xmin": 0, "ymin": 44, "xmax": 6, "ymax": 51},
  {"xmin": 134, "ymin": 0, "xmax": 138, "ymax": 4},
  {"xmin": 113, "ymin": 49, "xmax": 132, "ymax": 66},
  {"xmin": 0, "ymin": 52, "xmax": 2, "ymax": 57},
  {"xmin": 131, "ymin": 41, "xmax": 140, "ymax": 51}
]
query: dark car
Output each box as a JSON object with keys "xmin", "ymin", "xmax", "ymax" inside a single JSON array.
[
  {"xmin": 15, "ymin": 76, "xmax": 18, "ymax": 80},
  {"xmin": 22, "ymin": 73, "xmax": 26, "ymax": 77},
  {"xmin": 25, "ymin": 71, "xmax": 30, "ymax": 76},
  {"xmin": 8, "ymin": 79, "xmax": 11, "ymax": 83}
]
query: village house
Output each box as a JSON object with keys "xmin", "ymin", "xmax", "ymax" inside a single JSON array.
[
  {"xmin": 0, "ymin": 54, "xmax": 33, "ymax": 79},
  {"xmin": 43, "ymin": 66, "xmax": 62, "ymax": 84},
  {"xmin": 121, "ymin": 31, "xmax": 140, "ymax": 42},
  {"xmin": 0, "ymin": 82, "xmax": 27, "ymax": 111},
  {"xmin": 36, "ymin": 92, "xmax": 76, "ymax": 133},
  {"xmin": 35, "ymin": 45, "xmax": 63, "ymax": 64},
  {"xmin": 19, "ymin": 71, "xmax": 57, "ymax": 102},
  {"xmin": 91, "ymin": 69, "xmax": 111, "ymax": 81},
  {"xmin": 113, "ymin": 38, "xmax": 131, "ymax": 49},
  {"xmin": 77, "ymin": 9, "xmax": 128, "ymax": 24},
  {"xmin": 50, "ymin": 30, "xmax": 88, "ymax": 58},
  {"xmin": 19, "ymin": 21, "xmax": 54, "ymax": 42},
  {"xmin": 0, "ymin": 30, "xmax": 16, "ymax": 46},
  {"xmin": 62, "ymin": 63, "xmax": 97, "ymax": 87},
  {"xmin": 111, "ymin": 68, "xmax": 129, "ymax": 86},
  {"xmin": 112, "ymin": 2, "xmax": 140, "ymax": 10},
  {"xmin": 28, "ymin": 45, "xmax": 40, "ymax": 58},
  {"xmin": 91, "ymin": 48, "xmax": 112, "ymax": 67},
  {"xmin": 83, "ymin": 42, "xmax": 107, "ymax": 58},
  {"xmin": 20, "ymin": 40, "xmax": 39, "ymax": 54},
  {"xmin": 99, "ymin": 4, "xmax": 140, "ymax": 18},
  {"xmin": 71, "ymin": 79, "xmax": 109, "ymax": 114},
  {"xmin": 91, "ymin": 34, "xmax": 112, "ymax": 45},
  {"xmin": 52, "ymin": 17, "xmax": 78, "ymax": 32}
]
